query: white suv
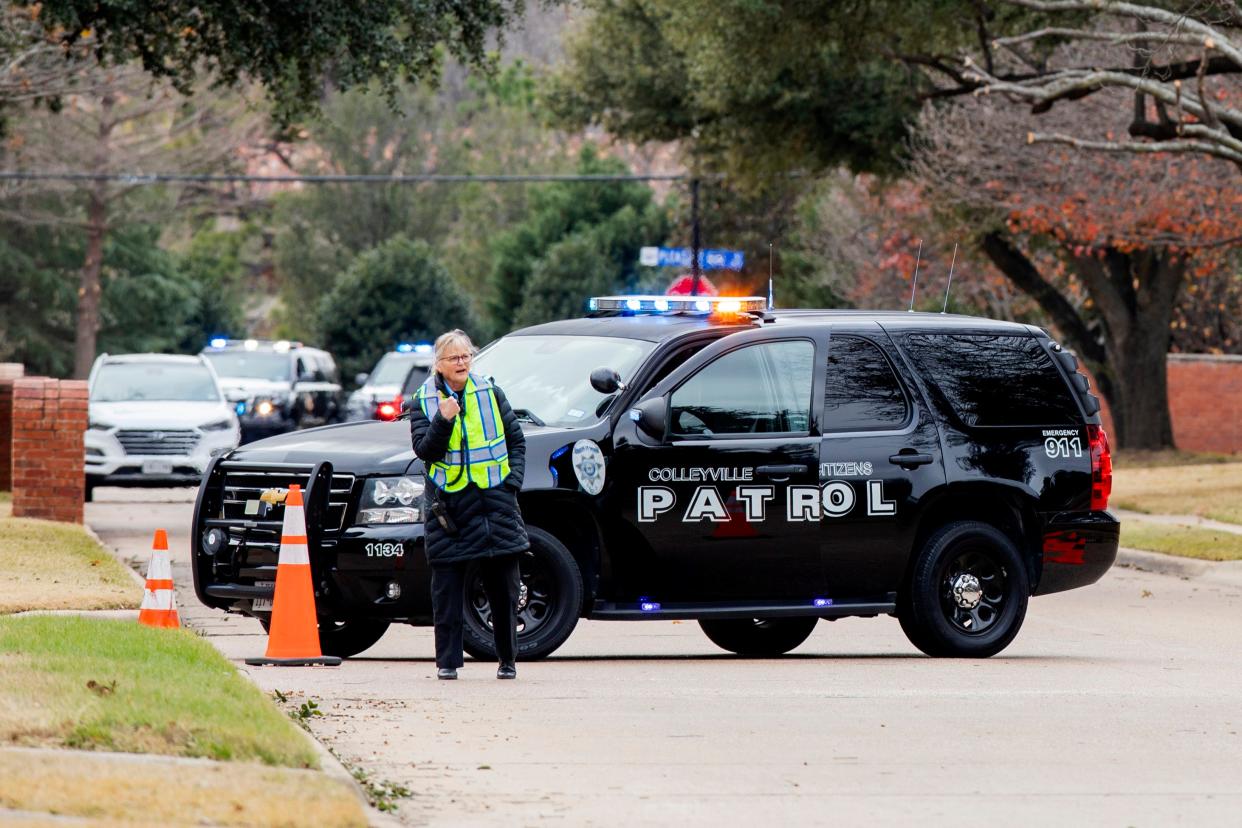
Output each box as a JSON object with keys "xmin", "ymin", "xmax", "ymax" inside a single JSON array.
[{"xmin": 85, "ymin": 354, "xmax": 240, "ymax": 500}]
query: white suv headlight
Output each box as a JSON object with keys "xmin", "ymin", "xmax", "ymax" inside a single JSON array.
[{"xmin": 358, "ymin": 476, "xmax": 424, "ymax": 524}]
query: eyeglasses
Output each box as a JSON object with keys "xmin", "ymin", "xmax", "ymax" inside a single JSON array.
[{"xmin": 439, "ymin": 354, "xmax": 472, "ymax": 365}]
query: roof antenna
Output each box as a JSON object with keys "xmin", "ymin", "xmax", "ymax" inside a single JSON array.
[
  {"xmin": 907, "ymin": 239, "xmax": 923, "ymax": 312},
  {"xmin": 767, "ymin": 243, "xmax": 774, "ymax": 310},
  {"xmin": 941, "ymin": 242, "xmax": 959, "ymax": 314}
]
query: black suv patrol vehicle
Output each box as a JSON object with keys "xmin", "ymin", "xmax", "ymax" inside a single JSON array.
[{"xmin": 191, "ymin": 296, "xmax": 1118, "ymax": 660}]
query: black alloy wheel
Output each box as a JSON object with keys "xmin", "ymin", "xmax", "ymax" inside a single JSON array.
[
  {"xmin": 258, "ymin": 616, "xmax": 390, "ymax": 659},
  {"xmin": 899, "ymin": 520, "xmax": 1030, "ymax": 658},
  {"xmin": 699, "ymin": 617, "xmax": 818, "ymax": 656},
  {"xmin": 462, "ymin": 526, "xmax": 583, "ymax": 661}
]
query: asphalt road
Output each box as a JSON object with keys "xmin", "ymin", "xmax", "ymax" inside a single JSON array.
[{"xmin": 88, "ymin": 488, "xmax": 1242, "ymax": 827}]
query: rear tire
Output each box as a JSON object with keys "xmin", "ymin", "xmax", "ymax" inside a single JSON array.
[
  {"xmin": 462, "ymin": 527, "xmax": 582, "ymax": 661},
  {"xmin": 899, "ymin": 520, "xmax": 1029, "ymax": 658},
  {"xmin": 699, "ymin": 617, "xmax": 818, "ymax": 656}
]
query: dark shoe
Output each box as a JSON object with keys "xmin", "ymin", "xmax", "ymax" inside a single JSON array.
[
  {"xmin": 437, "ymin": 667, "xmax": 458, "ymax": 680},
  {"xmin": 496, "ymin": 663, "xmax": 516, "ymax": 680}
]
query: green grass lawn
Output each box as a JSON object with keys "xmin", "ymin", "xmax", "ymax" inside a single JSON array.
[
  {"xmin": 0, "ymin": 515, "xmax": 139, "ymax": 613},
  {"xmin": 1120, "ymin": 522, "xmax": 1242, "ymax": 561},
  {"xmin": 1111, "ymin": 462, "xmax": 1242, "ymax": 525},
  {"xmin": 0, "ymin": 615, "xmax": 321, "ymax": 766}
]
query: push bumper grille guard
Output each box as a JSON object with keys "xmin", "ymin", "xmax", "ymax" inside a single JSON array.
[{"xmin": 191, "ymin": 456, "xmax": 354, "ymax": 608}]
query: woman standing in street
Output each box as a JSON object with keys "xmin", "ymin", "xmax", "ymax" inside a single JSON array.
[{"xmin": 409, "ymin": 329, "xmax": 528, "ymax": 680}]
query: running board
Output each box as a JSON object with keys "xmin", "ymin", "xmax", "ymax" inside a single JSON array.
[{"xmin": 588, "ymin": 600, "xmax": 896, "ymax": 621}]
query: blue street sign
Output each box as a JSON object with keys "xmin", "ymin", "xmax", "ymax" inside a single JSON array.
[{"xmin": 639, "ymin": 246, "xmax": 745, "ymax": 271}]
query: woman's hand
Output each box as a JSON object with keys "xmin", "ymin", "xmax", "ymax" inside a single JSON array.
[{"xmin": 439, "ymin": 396, "xmax": 461, "ymax": 420}]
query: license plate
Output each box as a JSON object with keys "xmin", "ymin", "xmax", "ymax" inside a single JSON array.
[
  {"xmin": 141, "ymin": 459, "xmax": 173, "ymax": 475},
  {"xmin": 252, "ymin": 581, "xmax": 275, "ymax": 613}
]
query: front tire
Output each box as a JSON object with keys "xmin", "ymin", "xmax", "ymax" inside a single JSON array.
[
  {"xmin": 699, "ymin": 617, "xmax": 818, "ymax": 656},
  {"xmin": 462, "ymin": 527, "xmax": 583, "ymax": 661},
  {"xmin": 899, "ymin": 521, "xmax": 1029, "ymax": 658}
]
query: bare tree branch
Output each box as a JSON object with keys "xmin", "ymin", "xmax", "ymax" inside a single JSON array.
[{"xmin": 1028, "ymin": 130, "xmax": 1242, "ymax": 164}]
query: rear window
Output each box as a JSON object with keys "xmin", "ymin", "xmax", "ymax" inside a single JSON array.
[{"xmin": 901, "ymin": 334, "xmax": 1082, "ymax": 427}]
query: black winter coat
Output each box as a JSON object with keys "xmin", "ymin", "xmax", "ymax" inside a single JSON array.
[{"xmin": 409, "ymin": 380, "xmax": 530, "ymax": 566}]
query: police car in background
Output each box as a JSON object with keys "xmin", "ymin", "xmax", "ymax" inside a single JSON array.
[
  {"xmin": 191, "ymin": 296, "xmax": 1117, "ymax": 660},
  {"xmin": 201, "ymin": 338, "xmax": 343, "ymax": 442},
  {"xmin": 344, "ymin": 343, "xmax": 435, "ymax": 422}
]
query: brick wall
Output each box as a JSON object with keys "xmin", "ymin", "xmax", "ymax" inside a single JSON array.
[
  {"xmin": 1092, "ymin": 354, "xmax": 1242, "ymax": 454},
  {"xmin": 0, "ymin": 363, "xmax": 24, "ymax": 491},
  {"xmin": 1167, "ymin": 355, "xmax": 1242, "ymax": 454},
  {"xmin": 10, "ymin": 377, "xmax": 89, "ymax": 523}
]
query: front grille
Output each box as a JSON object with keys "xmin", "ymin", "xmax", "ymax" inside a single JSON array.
[
  {"xmin": 117, "ymin": 429, "xmax": 199, "ymax": 456},
  {"xmin": 219, "ymin": 465, "xmax": 355, "ymax": 535}
]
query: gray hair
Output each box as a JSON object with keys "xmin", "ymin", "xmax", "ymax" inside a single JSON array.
[{"xmin": 434, "ymin": 329, "xmax": 475, "ymax": 361}]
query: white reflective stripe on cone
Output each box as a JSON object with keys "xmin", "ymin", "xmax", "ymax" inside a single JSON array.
[
  {"xmin": 278, "ymin": 544, "xmax": 310, "ymax": 566},
  {"xmin": 147, "ymin": 554, "xmax": 172, "ymax": 581},
  {"xmin": 142, "ymin": 588, "xmax": 176, "ymax": 608}
]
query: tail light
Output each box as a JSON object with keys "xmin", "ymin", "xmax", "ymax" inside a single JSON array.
[
  {"xmin": 375, "ymin": 395, "xmax": 402, "ymax": 421},
  {"xmin": 1087, "ymin": 425, "xmax": 1112, "ymax": 511}
]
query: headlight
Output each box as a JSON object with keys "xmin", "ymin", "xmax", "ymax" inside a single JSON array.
[
  {"xmin": 357, "ymin": 476, "xmax": 424, "ymax": 524},
  {"xmin": 88, "ymin": 419, "xmax": 114, "ymax": 431},
  {"xmin": 200, "ymin": 418, "xmax": 235, "ymax": 431}
]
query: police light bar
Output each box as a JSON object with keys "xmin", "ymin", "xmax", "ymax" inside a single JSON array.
[
  {"xmin": 396, "ymin": 342, "xmax": 434, "ymax": 354},
  {"xmin": 205, "ymin": 338, "xmax": 304, "ymax": 351},
  {"xmin": 588, "ymin": 295, "xmax": 767, "ymax": 315}
]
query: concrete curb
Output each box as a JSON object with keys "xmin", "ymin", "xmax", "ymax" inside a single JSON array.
[
  {"xmin": 1116, "ymin": 546, "xmax": 1242, "ymax": 585},
  {"xmin": 83, "ymin": 522, "xmax": 147, "ymax": 590}
]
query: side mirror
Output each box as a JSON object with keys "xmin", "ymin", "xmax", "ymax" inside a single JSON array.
[
  {"xmin": 354, "ymin": 372, "xmax": 369, "ymax": 386},
  {"xmin": 590, "ymin": 367, "xmax": 626, "ymax": 394},
  {"xmin": 630, "ymin": 397, "xmax": 667, "ymax": 440}
]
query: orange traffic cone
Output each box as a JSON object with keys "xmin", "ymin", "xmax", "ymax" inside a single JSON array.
[
  {"xmin": 138, "ymin": 529, "xmax": 180, "ymax": 628},
  {"xmin": 246, "ymin": 484, "xmax": 340, "ymax": 666}
]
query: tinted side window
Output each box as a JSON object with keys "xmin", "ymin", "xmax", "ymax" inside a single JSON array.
[
  {"xmin": 671, "ymin": 340, "xmax": 814, "ymax": 436},
  {"xmin": 902, "ymin": 334, "xmax": 1082, "ymax": 426},
  {"xmin": 317, "ymin": 354, "xmax": 338, "ymax": 383},
  {"xmin": 824, "ymin": 336, "xmax": 909, "ymax": 432}
]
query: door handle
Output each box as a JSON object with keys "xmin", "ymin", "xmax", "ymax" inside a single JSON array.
[
  {"xmin": 889, "ymin": 452, "xmax": 934, "ymax": 469},
  {"xmin": 756, "ymin": 464, "xmax": 806, "ymax": 481}
]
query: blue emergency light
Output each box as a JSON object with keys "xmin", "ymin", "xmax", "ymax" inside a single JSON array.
[{"xmin": 588, "ymin": 295, "xmax": 767, "ymax": 315}]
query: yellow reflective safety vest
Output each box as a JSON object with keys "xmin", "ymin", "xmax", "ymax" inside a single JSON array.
[{"xmin": 415, "ymin": 373, "xmax": 510, "ymax": 492}]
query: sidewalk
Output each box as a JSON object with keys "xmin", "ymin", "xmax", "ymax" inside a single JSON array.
[{"xmin": 1115, "ymin": 507, "xmax": 1242, "ymax": 536}]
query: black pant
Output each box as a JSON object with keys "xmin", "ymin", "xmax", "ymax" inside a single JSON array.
[{"xmin": 429, "ymin": 554, "xmax": 520, "ymax": 669}]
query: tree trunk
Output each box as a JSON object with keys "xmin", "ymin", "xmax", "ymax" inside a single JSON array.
[
  {"xmin": 74, "ymin": 91, "xmax": 114, "ymax": 379},
  {"xmin": 1072, "ymin": 248, "xmax": 1182, "ymax": 450},
  {"xmin": 73, "ymin": 190, "xmax": 107, "ymax": 379}
]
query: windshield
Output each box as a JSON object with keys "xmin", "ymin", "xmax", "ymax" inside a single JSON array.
[
  {"xmin": 369, "ymin": 353, "xmax": 420, "ymax": 386},
  {"xmin": 91, "ymin": 362, "xmax": 221, "ymax": 403},
  {"xmin": 202, "ymin": 351, "xmax": 291, "ymax": 382},
  {"xmin": 473, "ymin": 335, "xmax": 654, "ymax": 428}
]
